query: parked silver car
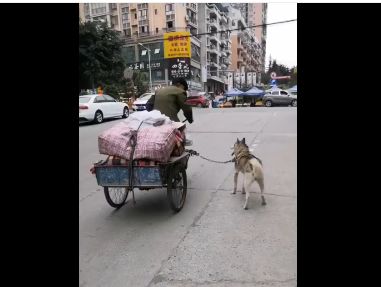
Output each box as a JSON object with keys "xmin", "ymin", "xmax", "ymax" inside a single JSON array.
[{"xmin": 262, "ymin": 90, "xmax": 297, "ymax": 107}]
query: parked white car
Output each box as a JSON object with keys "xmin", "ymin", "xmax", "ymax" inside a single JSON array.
[
  {"xmin": 132, "ymin": 92, "xmax": 155, "ymax": 111},
  {"xmin": 79, "ymin": 94, "xmax": 129, "ymax": 124}
]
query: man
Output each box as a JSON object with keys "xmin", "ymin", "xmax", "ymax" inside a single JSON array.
[{"xmin": 146, "ymin": 77, "xmax": 193, "ymax": 123}]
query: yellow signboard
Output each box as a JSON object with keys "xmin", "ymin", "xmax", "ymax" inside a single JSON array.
[{"xmin": 164, "ymin": 31, "xmax": 191, "ymax": 59}]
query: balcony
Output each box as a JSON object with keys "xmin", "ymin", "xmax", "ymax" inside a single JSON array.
[
  {"xmin": 220, "ymin": 51, "xmax": 227, "ymax": 57},
  {"xmin": 186, "ymin": 4, "xmax": 197, "ymax": 13},
  {"xmin": 237, "ymin": 56, "xmax": 244, "ymax": 64},
  {"xmin": 223, "ymin": 58, "xmax": 231, "ymax": 66},
  {"xmin": 224, "ymin": 47, "xmax": 231, "ymax": 55},
  {"xmin": 237, "ymin": 43, "xmax": 244, "ymax": 51},
  {"xmin": 207, "ymin": 4, "xmax": 218, "ymax": 17},
  {"xmin": 209, "ymin": 19, "xmax": 219, "ymax": 29},
  {"xmin": 208, "ymin": 45, "xmax": 220, "ymax": 55},
  {"xmin": 209, "ymin": 34, "xmax": 219, "ymax": 43},
  {"xmin": 187, "ymin": 19, "xmax": 198, "ymax": 29},
  {"xmin": 207, "ymin": 74, "xmax": 224, "ymax": 84},
  {"xmin": 209, "ymin": 49, "xmax": 220, "ymax": 56},
  {"xmin": 208, "ymin": 61, "xmax": 220, "ymax": 69},
  {"xmin": 208, "ymin": 43, "xmax": 216, "ymax": 50},
  {"xmin": 220, "ymin": 14, "xmax": 228, "ymax": 25}
]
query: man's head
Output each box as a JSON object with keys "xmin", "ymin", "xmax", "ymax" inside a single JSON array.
[{"xmin": 172, "ymin": 77, "xmax": 188, "ymax": 91}]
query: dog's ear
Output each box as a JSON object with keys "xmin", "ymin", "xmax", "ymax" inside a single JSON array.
[{"xmin": 242, "ymin": 138, "xmax": 246, "ymax": 144}]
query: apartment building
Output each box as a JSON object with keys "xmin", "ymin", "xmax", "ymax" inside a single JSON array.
[
  {"xmin": 197, "ymin": 3, "xmax": 232, "ymax": 94},
  {"xmin": 79, "ymin": 3, "xmax": 203, "ymax": 92},
  {"xmin": 226, "ymin": 4, "xmax": 265, "ymax": 88},
  {"xmin": 231, "ymin": 3, "xmax": 267, "ymax": 80}
]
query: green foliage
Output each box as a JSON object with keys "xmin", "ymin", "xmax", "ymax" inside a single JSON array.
[{"xmin": 79, "ymin": 21, "xmax": 125, "ymax": 91}]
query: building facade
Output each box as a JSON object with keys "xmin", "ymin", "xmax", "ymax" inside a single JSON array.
[
  {"xmin": 230, "ymin": 3, "xmax": 267, "ymax": 84},
  {"xmin": 80, "ymin": 3, "xmax": 203, "ymax": 92},
  {"xmin": 225, "ymin": 4, "xmax": 266, "ymax": 88},
  {"xmin": 197, "ymin": 3, "xmax": 232, "ymax": 94},
  {"xmin": 79, "ymin": 3, "xmax": 266, "ymax": 93}
]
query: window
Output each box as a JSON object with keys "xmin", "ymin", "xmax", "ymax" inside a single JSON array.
[
  {"xmin": 139, "ymin": 20, "xmax": 148, "ymax": 26},
  {"xmin": 156, "ymin": 27, "xmax": 159, "ymax": 33},
  {"xmin": 93, "ymin": 96, "xmax": 106, "ymax": 103},
  {"xmin": 140, "ymin": 26, "xmax": 145, "ymax": 33},
  {"xmin": 138, "ymin": 3, "xmax": 148, "ymax": 10},
  {"xmin": 155, "ymin": 9, "xmax": 157, "ymax": 15},
  {"xmin": 123, "ymin": 28, "xmax": 131, "ymax": 36},
  {"xmin": 166, "ymin": 4, "xmax": 174, "ymax": 12},
  {"xmin": 91, "ymin": 3, "xmax": 106, "ymax": 15},
  {"xmin": 79, "ymin": 97, "xmax": 91, "ymax": 103},
  {"xmin": 280, "ymin": 91, "xmax": 288, "ymax": 96},
  {"xmin": 122, "ymin": 13, "xmax": 129, "ymax": 22},
  {"xmin": 139, "ymin": 9, "xmax": 147, "ymax": 18},
  {"xmin": 167, "ymin": 21, "xmax": 173, "ymax": 29},
  {"xmin": 103, "ymin": 95, "xmax": 115, "ymax": 102},
  {"xmin": 135, "ymin": 13, "xmax": 137, "ymax": 19},
  {"xmin": 166, "ymin": 14, "xmax": 175, "ymax": 21}
]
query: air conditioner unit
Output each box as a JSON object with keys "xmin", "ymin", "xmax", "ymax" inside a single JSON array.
[{"xmin": 185, "ymin": 15, "xmax": 189, "ymax": 21}]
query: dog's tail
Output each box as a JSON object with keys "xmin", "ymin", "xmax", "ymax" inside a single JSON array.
[{"xmin": 252, "ymin": 155, "xmax": 263, "ymax": 166}]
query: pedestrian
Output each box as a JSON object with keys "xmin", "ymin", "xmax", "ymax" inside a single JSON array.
[{"xmin": 146, "ymin": 77, "xmax": 193, "ymax": 124}]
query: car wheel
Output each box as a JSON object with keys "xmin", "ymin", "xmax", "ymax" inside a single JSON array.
[
  {"xmin": 94, "ymin": 110, "xmax": 103, "ymax": 124},
  {"xmin": 291, "ymin": 100, "xmax": 297, "ymax": 107},
  {"xmin": 265, "ymin": 100, "xmax": 272, "ymax": 107},
  {"xmin": 122, "ymin": 107, "xmax": 129, "ymax": 118}
]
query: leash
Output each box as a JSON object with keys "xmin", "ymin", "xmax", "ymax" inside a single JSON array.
[{"xmin": 185, "ymin": 149, "xmax": 234, "ymax": 164}]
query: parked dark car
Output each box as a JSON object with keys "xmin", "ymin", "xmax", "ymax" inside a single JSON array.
[{"xmin": 262, "ymin": 90, "xmax": 297, "ymax": 107}]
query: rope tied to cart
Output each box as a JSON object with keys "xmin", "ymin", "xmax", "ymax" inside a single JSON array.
[
  {"xmin": 127, "ymin": 120, "xmax": 145, "ymax": 205},
  {"xmin": 185, "ymin": 149, "xmax": 234, "ymax": 164}
]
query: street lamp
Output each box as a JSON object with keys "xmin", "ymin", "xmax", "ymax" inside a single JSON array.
[{"xmin": 138, "ymin": 42, "xmax": 153, "ymax": 92}]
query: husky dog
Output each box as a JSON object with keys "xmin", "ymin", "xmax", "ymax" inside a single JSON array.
[{"xmin": 232, "ymin": 138, "xmax": 266, "ymax": 209}]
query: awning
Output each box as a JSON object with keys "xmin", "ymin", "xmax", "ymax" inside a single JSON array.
[
  {"xmin": 225, "ymin": 88, "xmax": 244, "ymax": 96},
  {"xmin": 242, "ymin": 86, "xmax": 265, "ymax": 97}
]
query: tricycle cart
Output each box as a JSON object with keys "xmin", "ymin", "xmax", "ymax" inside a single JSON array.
[{"xmin": 94, "ymin": 151, "xmax": 191, "ymax": 212}]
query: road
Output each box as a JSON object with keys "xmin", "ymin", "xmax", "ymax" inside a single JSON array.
[{"xmin": 79, "ymin": 107, "xmax": 297, "ymax": 287}]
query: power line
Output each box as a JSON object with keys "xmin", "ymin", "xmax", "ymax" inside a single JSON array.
[
  {"xmin": 162, "ymin": 19, "xmax": 297, "ymax": 41},
  {"xmin": 125, "ymin": 19, "xmax": 297, "ymax": 44}
]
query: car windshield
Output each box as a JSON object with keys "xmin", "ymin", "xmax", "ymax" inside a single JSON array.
[
  {"xmin": 79, "ymin": 97, "xmax": 91, "ymax": 103},
  {"xmin": 139, "ymin": 94, "xmax": 153, "ymax": 101}
]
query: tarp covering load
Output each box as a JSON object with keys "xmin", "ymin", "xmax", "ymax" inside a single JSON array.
[{"xmin": 98, "ymin": 111, "xmax": 185, "ymax": 163}]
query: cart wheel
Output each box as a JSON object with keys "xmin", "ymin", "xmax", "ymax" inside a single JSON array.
[
  {"xmin": 167, "ymin": 166, "xmax": 187, "ymax": 212},
  {"xmin": 104, "ymin": 187, "xmax": 129, "ymax": 208}
]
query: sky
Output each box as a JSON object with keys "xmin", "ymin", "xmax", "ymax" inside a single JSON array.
[{"xmin": 265, "ymin": 3, "xmax": 297, "ymax": 70}]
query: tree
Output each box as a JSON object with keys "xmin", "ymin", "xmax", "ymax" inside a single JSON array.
[
  {"xmin": 79, "ymin": 21, "xmax": 125, "ymax": 92},
  {"xmin": 289, "ymin": 66, "xmax": 297, "ymax": 87},
  {"xmin": 132, "ymin": 71, "xmax": 149, "ymax": 97},
  {"xmin": 261, "ymin": 59, "xmax": 296, "ymax": 89}
]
